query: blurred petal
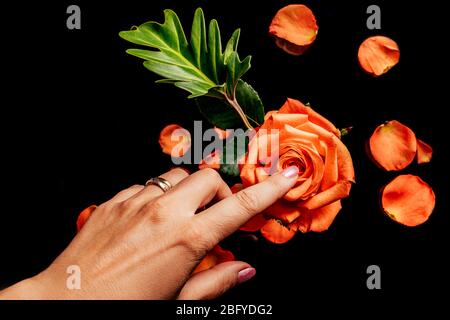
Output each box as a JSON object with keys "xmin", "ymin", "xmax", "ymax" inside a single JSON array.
[
  {"xmin": 159, "ymin": 124, "xmax": 191, "ymax": 157},
  {"xmin": 230, "ymin": 183, "xmax": 243, "ymax": 194},
  {"xmin": 269, "ymin": 4, "xmax": 318, "ymax": 55},
  {"xmin": 381, "ymin": 175, "xmax": 435, "ymax": 227},
  {"xmin": 199, "ymin": 151, "xmax": 221, "ymax": 170},
  {"xmin": 214, "ymin": 127, "xmax": 231, "ymax": 140},
  {"xmin": 193, "ymin": 245, "xmax": 235, "ymax": 274},
  {"xmin": 358, "ymin": 36, "xmax": 400, "ymax": 77},
  {"xmin": 76, "ymin": 205, "xmax": 97, "ymax": 232},
  {"xmin": 260, "ymin": 219, "xmax": 296, "ymax": 244},
  {"xmin": 369, "ymin": 120, "xmax": 416, "ymax": 171},
  {"xmin": 417, "ymin": 139, "xmax": 433, "ymax": 164},
  {"xmin": 240, "ymin": 164, "xmax": 257, "ymax": 187}
]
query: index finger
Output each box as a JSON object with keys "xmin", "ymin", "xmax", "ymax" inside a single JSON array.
[{"xmin": 193, "ymin": 166, "xmax": 299, "ymax": 245}]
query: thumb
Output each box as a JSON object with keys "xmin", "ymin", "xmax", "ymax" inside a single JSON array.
[{"xmin": 177, "ymin": 262, "xmax": 256, "ymax": 300}]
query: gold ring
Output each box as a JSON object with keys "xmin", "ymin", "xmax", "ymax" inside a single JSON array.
[{"xmin": 145, "ymin": 177, "xmax": 172, "ymax": 193}]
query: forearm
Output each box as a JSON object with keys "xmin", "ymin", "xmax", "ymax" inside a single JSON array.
[{"xmin": 0, "ymin": 277, "xmax": 46, "ymax": 300}]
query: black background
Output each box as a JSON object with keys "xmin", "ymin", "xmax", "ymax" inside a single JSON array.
[{"xmin": 1, "ymin": 0, "xmax": 449, "ymax": 306}]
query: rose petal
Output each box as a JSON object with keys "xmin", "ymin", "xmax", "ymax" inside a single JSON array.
[
  {"xmin": 291, "ymin": 213, "xmax": 312, "ymax": 233},
  {"xmin": 240, "ymin": 164, "xmax": 257, "ymax": 187},
  {"xmin": 269, "ymin": 5, "xmax": 318, "ymax": 55},
  {"xmin": 309, "ymin": 200, "xmax": 342, "ymax": 232},
  {"xmin": 279, "ymin": 99, "xmax": 340, "ymax": 137},
  {"xmin": 284, "ymin": 178, "xmax": 312, "ymax": 201},
  {"xmin": 282, "ymin": 124, "xmax": 320, "ymax": 144},
  {"xmin": 272, "ymin": 113, "xmax": 309, "ymax": 129},
  {"xmin": 281, "ymin": 124, "xmax": 325, "ymax": 156},
  {"xmin": 230, "ymin": 183, "xmax": 243, "ymax": 194},
  {"xmin": 417, "ymin": 139, "xmax": 433, "ymax": 164},
  {"xmin": 299, "ymin": 137, "xmax": 354, "ymax": 211},
  {"xmin": 321, "ymin": 135, "xmax": 339, "ymax": 190},
  {"xmin": 300, "ymin": 180, "xmax": 352, "ymax": 210},
  {"xmin": 255, "ymin": 168, "xmax": 270, "ymax": 183},
  {"xmin": 369, "ymin": 120, "xmax": 417, "ymax": 171},
  {"xmin": 358, "ymin": 36, "xmax": 400, "ymax": 77},
  {"xmin": 273, "ymin": 38, "xmax": 312, "ymax": 56},
  {"xmin": 381, "ymin": 175, "xmax": 435, "ymax": 227},
  {"xmin": 193, "ymin": 245, "xmax": 235, "ymax": 274},
  {"xmin": 260, "ymin": 219, "xmax": 296, "ymax": 244},
  {"xmin": 199, "ymin": 151, "xmax": 221, "ymax": 170},
  {"xmin": 159, "ymin": 124, "xmax": 191, "ymax": 157},
  {"xmin": 240, "ymin": 214, "xmax": 268, "ymax": 232},
  {"xmin": 265, "ymin": 200, "xmax": 302, "ymax": 223},
  {"xmin": 76, "ymin": 205, "xmax": 97, "ymax": 232},
  {"xmin": 335, "ymin": 136, "xmax": 356, "ymax": 183},
  {"xmin": 214, "ymin": 127, "xmax": 231, "ymax": 140},
  {"xmin": 292, "ymin": 201, "xmax": 342, "ymax": 233}
]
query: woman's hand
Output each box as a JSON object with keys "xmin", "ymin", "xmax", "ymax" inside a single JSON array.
[{"xmin": 0, "ymin": 166, "xmax": 299, "ymax": 300}]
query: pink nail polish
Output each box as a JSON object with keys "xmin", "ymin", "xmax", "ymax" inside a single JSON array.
[
  {"xmin": 238, "ymin": 267, "xmax": 256, "ymax": 284},
  {"xmin": 281, "ymin": 166, "xmax": 299, "ymax": 178}
]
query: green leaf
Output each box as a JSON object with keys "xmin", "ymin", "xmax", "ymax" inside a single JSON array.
[
  {"xmin": 208, "ymin": 19, "xmax": 224, "ymax": 83},
  {"xmin": 225, "ymin": 51, "xmax": 252, "ymax": 98},
  {"xmin": 120, "ymin": 8, "xmax": 264, "ymax": 129},
  {"xmin": 219, "ymin": 130, "xmax": 249, "ymax": 177},
  {"xmin": 197, "ymin": 80, "xmax": 265, "ymax": 129},
  {"xmin": 119, "ymin": 8, "xmax": 217, "ymax": 98},
  {"xmin": 222, "ymin": 28, "xmax": 252, "ymax": 98},
  {"xmin": 224, "ymin": 29, "xmax": 240, "ymax": 63},
  {"xmin": 190, "ymin": 8, "xmax": 208, "ymax": 72}
]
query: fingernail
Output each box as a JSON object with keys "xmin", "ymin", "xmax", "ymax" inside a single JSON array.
[
  {"xmin": 238, "ymin": 267, "xmax": 256, "ymax": 284},
  {"xmin": 281, "ymin": 166, "xmax": 299, "ymax": 179}
]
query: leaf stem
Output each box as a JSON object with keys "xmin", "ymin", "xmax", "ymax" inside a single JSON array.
[{"xmin": 225, "ymin": 96, "xmax": 254, "ymax": 130}]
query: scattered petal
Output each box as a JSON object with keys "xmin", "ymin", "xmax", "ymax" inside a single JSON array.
[
  {"xmin": 76, "ymin": 205, "xmax": 97, "ymax": 232},
  {"xmin": 369, "ymin": 120, "xmax": 417, "ymax": 171},
  {"xmin": 381, "ymin": 175, "xmax": 435, "ymax": 227},
  {"xmin": 260, "ymin": 219, "xmax": 296, "ymax": 244},
  {"xmin": 269, "ymin": 5, "xmax": 318, "ymax": 55},
  {"xmin": 417, "ymin": 139, "xmax": 433, "ymax": 164},
  {"xmin": 358, "ymin": 36, "xmax": 400, "ymax": 77},
  {"xmin": 193, "ymin": 245, "xmax": 235, "ymax": 274},
  {"xmin": 159, "ymin": 124, "xmax": 191, "ymax": 157}
]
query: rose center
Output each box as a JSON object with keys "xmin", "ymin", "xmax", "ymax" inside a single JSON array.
[{"xmin": 280, "ymin": 149, "xmax": 306, "ymax": 176}]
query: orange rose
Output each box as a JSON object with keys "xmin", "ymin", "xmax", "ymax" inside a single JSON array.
[{"xmin": 240, "ymin": 98, "xmax": 355, "ymax": 243}]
